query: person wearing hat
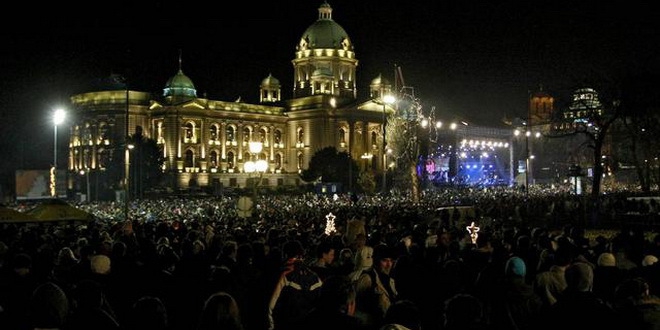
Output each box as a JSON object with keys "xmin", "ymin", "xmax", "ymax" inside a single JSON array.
[
  {"xmin": 541, "ymin": 262, "xmax": 623, "ymax": 329},
  {"xmin": 355, "ymin": 243, "xmax": 398, "ymax": 329},
  {"xmin": 267, "ymin": 240, "xmax": 322, "ymax": 330},
  {"xmin": 488, "ymin": 256, "xmax": 543, "ymax": 330},
  {"xmin": 593, "ymin": 252, "xmax": 625, "ymax": 302}
]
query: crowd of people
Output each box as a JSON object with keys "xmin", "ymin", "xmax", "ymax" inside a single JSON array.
[{"xmin": 0, "ymin": 186, "xmax": 659, "ymax": 329}]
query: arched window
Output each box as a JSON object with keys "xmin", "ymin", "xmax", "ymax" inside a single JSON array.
[
  {"xmin": 210, "ymin": 150, "xmax": 218, "ymax": 167},
  {"xmin": 339, "ymin": 128, "xmax": 346, "ymax": 146},
  {"xmin": 83, "ymin": 148, "xmax": 91, "ymax": 169},
  {"xmin": 275, "ymin": 153, "xmax": 282, "ymax": 169},
  {"xmin": 97, "ymin": 150, "xmax": 109, "ymax": 169},
  {"xmin": 185, "ymin": 122, "xmax": 194, "ymax": 142},
  {"xmin": 371, "ymin": 131, "xmax": 378, "ymax": 149},
  {"xmin": 274, "ymin": 130, "xmax": 282, "ymax": 146},
  {"xmin": 243, "ymin": 127, "xmax": 251, "ymax": 144},
  {"xmin": 210, "ymin": 124, "xmax": 218, "ymax": 142},
  {"xmin": 296, "ymin": 127, "xmax": 304, "ymax": 148},
  {"xmin": 83, "ymin": 125, "xmax": 92, "ymax": 145},
  {"xmin": 297, "ymin": 153, "xmax": 304, "ymax": 170},
  {"xmin": 259, "ymin": 127, "xmax": 268, "ymax": 145},
  {"xmin": 225, "ymin": 125, "xmax": 238, "ymax": 146},
  {"xmin": 99, "ymin": 123, "xmax": 110, "ymax": 145},
  {"xmin": 156, "ymin": 122, "xmax": 164, "ymax": 144},
  {"xmin": 227, "ymin": 126, "xmax": 235, "ymax": 142},
  {"xmin": 227, "ymin": 151, "xmax": 235, "ymax": 169},
  {"xmin": 184, "ymin": 149, "xmax": 194, "ymax": 168}
]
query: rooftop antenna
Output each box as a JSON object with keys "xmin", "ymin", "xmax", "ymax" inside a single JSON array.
[{"xmin": 178, "ymin": 49, "xmax": 183, "ymax": 72}]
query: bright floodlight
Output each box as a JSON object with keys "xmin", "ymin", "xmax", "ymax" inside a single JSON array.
[
  {"xmin": 244, "ymin": 161, "xmax": 256, "ymax": 173},
  {"xmin": 248, "ymin": 141, "xmax": 263, "ymax": 153},
  {"xmin": 383, "ymin": 94, "xmax": 396, "ymax": 104},
  {"xmin": 255, "ymin": 159, "xmax": 268, "ymax": 172},
  {"xmin": 53, "ymin": 109, "xmax": 66, "ymax": 125}
]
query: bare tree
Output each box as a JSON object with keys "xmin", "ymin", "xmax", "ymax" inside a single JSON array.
[
  {"xmin": 386, "ymin": 88, "xmax": 424, "ymax": 202},
  {"xmin": 547, "ymin": 85, "xmax": 622, "ymax": 199},
  {"xmin": 616, "ymin": 75, "xmax": 660, "ymax": 192}
]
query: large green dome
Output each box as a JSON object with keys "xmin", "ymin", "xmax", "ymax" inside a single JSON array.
[
  {"xmin": 163, "ymin": 69, "xmax": 197, "ymax": 98},
  {"xmin": 299, "ymin": 2, "xmax": 353, "ymax": 50}
]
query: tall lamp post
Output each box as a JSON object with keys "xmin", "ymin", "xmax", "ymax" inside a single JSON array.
[
  {"xmin": 244, "ymin": 142, "xmax": 268, "ymax": 204},
  {"xmin": 381, "ymin": 94, "xmax": 396, "ymax": 193},
  {"xmin": 79, "ymin": 169, "xmax": 91, "ymax": 202},
  {"xmin": 124, "ymin": 143, "xmax": 134, "ymax": 221},
  {"xmin": 52, "ymin": 108, "xmax": 66, "ymax": 198},
  {"xmin": 513, "ymin": 128, "xmax": 528, "ymax": 196},
  {"xmin": 514, "ymin": 126, "xmax": 541, "ymax": 197}
]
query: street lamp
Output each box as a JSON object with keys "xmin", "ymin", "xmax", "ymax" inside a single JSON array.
[
  {"xmin": 381, "ymin": 94, "xmax": 396, "ymax": 193},
  {"xmin": 361, "ymin": 152, "xmax": 373, "ymax": 171},
  {"xmin": 52, "ymin": 108, "xmax": 66, "ymax": 198},
  {"xmin": 514, "ymin": 126, "xmax": 541, "ymax": 196},
  {"xmin": 418, "ymin": 116, "xmax": 443, "ymax": 189},
  {"xmin": 244, "ymin": 141, "xmax": 268, "ymax": 203},
  {"xmin": 79, "ymin": 169, "xmax": 91, "ymax": 202},
  {"xmin": 124, "ymin": 143, "xmax": 134, "ymax": 221}
]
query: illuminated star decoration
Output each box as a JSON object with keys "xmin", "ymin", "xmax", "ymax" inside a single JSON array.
[
  {"xmin": 325, "ymin": 212, "xmax": 336, "ymax": 236},
  {"xmin": 466, "ymin": 221, "xmax": 480, "ymax": 245}
]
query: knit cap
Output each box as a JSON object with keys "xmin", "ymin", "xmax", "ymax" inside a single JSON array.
[
  {"xmin": 642, "ymin": 255, "xmax": 658, "ymax": 267},
  {"xmin": 565, "ymin": 262, "xmax": 594, "ymax": 292},
  {"xmin": 90, "ymin": 255, "xmax": 111, "ymax": 274},
  {"xmin": 373, "ymin": 244, "xmax": 396, "ymax": 262},
  {"xmin": 597, "ymin": 252, "xmax": 616, "ymax": 267},
  {"xmin": 504, "ymin": 256, "xmax": 526, "ymax": 277},
  {"xmin": 354, "ymin": 246, "xmax": 374, "ymax": 270}
]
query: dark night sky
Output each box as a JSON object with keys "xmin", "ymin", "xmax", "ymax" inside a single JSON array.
[{"xmin": 0, "ymin": 1, "xmax": 657, "ymax": 182}]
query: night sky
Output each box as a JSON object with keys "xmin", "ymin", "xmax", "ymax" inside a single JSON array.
[{"xmin": 0, "ymin": 1, "xmax": 657, "ymax": 188}]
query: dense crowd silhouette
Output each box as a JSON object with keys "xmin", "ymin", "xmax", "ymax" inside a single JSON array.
[{"xmin": 1, "ymin": 186, "xmax": 659, "ymax": 329}]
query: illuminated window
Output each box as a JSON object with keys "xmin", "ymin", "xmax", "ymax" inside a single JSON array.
[
  {"xmin": 297, "ymin": 153, "xmax": 304, "ymax": 169},
  {"xmin": 186, "ymin": 123, "xmax": 193, "ymax": 139},
  {"xmin": 99, "ymin": 123, "xmax": 110, "ymax": 144},
  {"xmin": 83, "ymin": 148, "xmax": 91, "ymax": 169},
  {"xmin": 210, "ymin": 150, "xmax": 218, "ymax": 167},
  {"xmin": 98, "ymin": 150, "xmax": 109, "ymax": 169},
  {"xmin": 226, "ymin": 126, "xmax": 235, "ymax": 144},
  {"xmin": 210, "ymin": 125, "xmax": 218, "ymax": 141},
  {"xmin": 275, "ymin": 153, "xmax": 282, "ymax": 169},
  {"xmin": 274, "ymin": 130, "xmax": 282, "ymax": 145},
  {"xmin": 155, "ymin": 122, "xmax": 164, "ymax": 144}
]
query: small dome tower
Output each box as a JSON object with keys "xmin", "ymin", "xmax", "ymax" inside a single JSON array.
[{"xmin": 260, "ymin": 73, "xmax": 281, "ymax": 103}]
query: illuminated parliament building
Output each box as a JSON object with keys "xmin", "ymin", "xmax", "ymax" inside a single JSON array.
[{"xmin": 67, "ymin": 2, "xmax": 398, "ymax": 192}]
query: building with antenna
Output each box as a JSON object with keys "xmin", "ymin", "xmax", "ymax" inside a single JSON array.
[
  {"xmin": 65, "ymin": 2, "xmax": 527, "ymax": 198},
  {"xmin": 67, "ymin": 2, "xmax": 401, "ymax": 195}
]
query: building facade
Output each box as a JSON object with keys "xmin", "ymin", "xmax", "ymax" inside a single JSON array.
[{"xmin": 66, "ymin": 2, "xmax": 397, "ymax": 193}]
